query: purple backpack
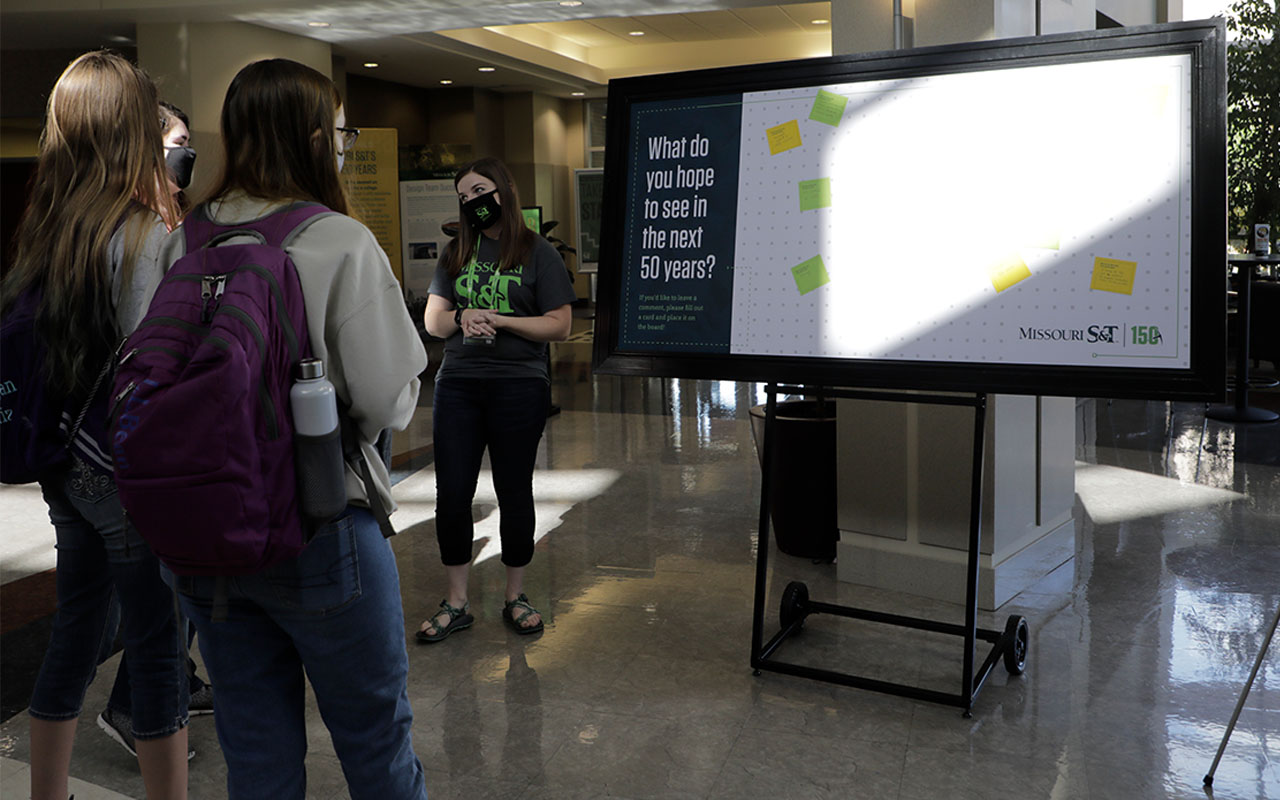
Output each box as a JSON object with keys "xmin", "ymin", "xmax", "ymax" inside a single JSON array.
[
  {"xmin": 110, "ymin": 202, "xmax": 335, "ymax": 575},
  {"xmin": 1, "ymin": 287, "xmax": 114, "ymax": 485}
]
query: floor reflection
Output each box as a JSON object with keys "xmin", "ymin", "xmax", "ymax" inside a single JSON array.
[{"xmin": 2, "ymin": 332, "xmax": 1278, "ymax": 799}]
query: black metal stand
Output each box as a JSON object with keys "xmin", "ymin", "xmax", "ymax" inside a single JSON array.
[
  {"xmin": 1207, "ymin": 255, "xmax": 1280, "ymax": 424},
  {"xmin": 750, "ymin": 384, "xmax": 1030, "ymax": 716},
  {"xmin": 1203, "ymin": 598, "xmax": 1280, "ymax": 788}
]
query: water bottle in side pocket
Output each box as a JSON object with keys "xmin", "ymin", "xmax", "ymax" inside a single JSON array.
[{"xmin": 290, "ymin": 358, "xmax": 347, "ymax": 526}]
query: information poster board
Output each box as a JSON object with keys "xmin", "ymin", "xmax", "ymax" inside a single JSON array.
[
  {"xmin": 399, "ymin": 179, "xmax": 458, "ymax": 298},
  {"xmin": 593, "ymin": 22, "xmax": 1227, "ymax": 401},
  {"xmin": 575, "ymin": 168, "xmax": 604, "ymax": 271},
  {"xmin": 342, "ymin": 127, "xmax": 402, "ymax": 283}
]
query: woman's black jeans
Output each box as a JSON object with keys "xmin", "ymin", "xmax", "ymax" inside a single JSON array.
[{"xmin": 432, "ymin": 376, "xmax": 550, "ymax": 567}]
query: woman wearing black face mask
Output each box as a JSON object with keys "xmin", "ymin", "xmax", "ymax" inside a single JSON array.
[
  {"xmin": 419, "ymin": 157, "xmax": 577, "ymax": 642},
  {"xmin": 159, "ymin": 101, "xmax": 196, "ymax": 217}
]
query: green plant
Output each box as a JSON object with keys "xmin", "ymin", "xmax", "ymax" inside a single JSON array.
[
  {"xmin": 538, "ymin": 219, "xmax": 578, "ymax": 264},
  {"xmin": 1226, "ymin": 0, "xmax": 1280, "ymax": 237}
]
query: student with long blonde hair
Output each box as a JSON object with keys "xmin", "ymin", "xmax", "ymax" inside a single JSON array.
[
  {"xmin": 158, "ymin": 58, "xmax": 428, "ymax": 800},
  {"xmin": 1, "ymin": 50, "xmax": 188, "ymax": 800}
]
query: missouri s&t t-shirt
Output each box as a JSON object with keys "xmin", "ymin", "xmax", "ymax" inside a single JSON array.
[{"xmin": 429, "ymin": 235, "xmax": 577, "ymax": 382}]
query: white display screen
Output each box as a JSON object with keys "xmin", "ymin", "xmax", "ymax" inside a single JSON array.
[
  {"xmin": 731, "ymin": 55, "xmax": 1191, "ymax": 368},
  {"xmin": 596, "ymin": 23, "xmax": 1226, "ymax": 400}
]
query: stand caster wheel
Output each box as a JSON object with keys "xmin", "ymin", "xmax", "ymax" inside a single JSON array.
[
  {"xmin": 1003, "ymin": 615, "xmax": 1029, "ymax": 675},
  {"xmin": 780, "ymin": 581, "xmax": 809, "ymax": 631}
]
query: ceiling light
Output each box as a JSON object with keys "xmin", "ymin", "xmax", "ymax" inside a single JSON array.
[
  {"xmin": 478, "ymin": 66, "xmax": 496, "ymax": 72},
  {"xmin": 363, "ymin": 62, "xmax": 379, "ymax": 68},
  {"xmin": 440, "ymin": 79, "xmax": 454, "ymax": 85},
  {"xmin": 307, "ymin": 21, "xmax": 330, "ymax": 28},
  {"xmin": 628, "ymin": 31, "xmax": 645, "ymax": 37},
  {"xmin": 571, "ymin": 91, "xmax": 585, "ymax": 96},
  {"xmin": 811, "ymin": 19, "xmax": 830, "ymax": 25},
  {"xmin": 559, "ymin": 1, "xmax": 583, "ymax": 6}
]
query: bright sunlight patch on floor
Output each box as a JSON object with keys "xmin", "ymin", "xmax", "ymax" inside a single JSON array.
[
  {"xmin": 1074, "ymin": 462, "xmax": 1246, "ymax": 525},
  {"xmin": 390, "ymin": 467, "xmax": 623, "ymax": 564}
]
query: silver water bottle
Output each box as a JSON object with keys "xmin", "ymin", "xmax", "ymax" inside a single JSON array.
[{"xmin": 290, "ymin": 358, "xmax": 346, "ymax": 523}]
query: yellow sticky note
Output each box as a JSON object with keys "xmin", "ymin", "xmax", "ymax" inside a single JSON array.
[
  {"xmin": 809, "ymin": 90, "xmax": 848, "ymax": 127},
  {"xmin": 1091, "ymin": 257, "xmax": 1137, "ymax": 294},
  {"xmin": 990, "ymin": 254, "xmax": 1032, "ymax": 293},
  {"xmin": 766, "ymin": 120, "xmax": 802, "ymax": 155},
  {"xmin": 791, "ymin": 255, "xmax": 830, "ymax": 295},
  {"xmin": 798, "ymin": 178, "xmax": 832, "ymax": 211}
]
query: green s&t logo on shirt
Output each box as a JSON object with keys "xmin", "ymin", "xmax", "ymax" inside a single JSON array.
[{"xmin": 457, "ymin": 261, "xmax": 523, "ymax": 312}]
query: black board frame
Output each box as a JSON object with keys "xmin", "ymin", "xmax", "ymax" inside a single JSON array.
[{"xmin": 592, "ymin": 20, "xmax": 1227, "ymax": 401}]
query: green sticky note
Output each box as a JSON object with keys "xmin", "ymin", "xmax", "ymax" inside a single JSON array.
[
  {"xmin": 798, "ymin": 178, "xmax": 832, "ymax": 211},
  {"xmin": 809, "ymin": 90, "xmax": 848, "ymax": 127},
  {"xmin": 791, "ymin": 255, "xmax": 830, "ymax": 295}
]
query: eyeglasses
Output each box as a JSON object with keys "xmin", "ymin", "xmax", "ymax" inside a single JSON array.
[{"xmin": 337, "ymin": 126, "xmax": 360, "ymax": 151}]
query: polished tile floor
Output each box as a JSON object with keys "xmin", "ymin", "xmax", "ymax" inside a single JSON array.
[{"xmin": 1, "ymin": 336, "xmax": 1277, "ymax": 799}]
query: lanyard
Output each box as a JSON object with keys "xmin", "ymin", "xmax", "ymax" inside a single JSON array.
[{"xmin": 462, "ymin": 235, "xmax": 501, "ymax": 311}]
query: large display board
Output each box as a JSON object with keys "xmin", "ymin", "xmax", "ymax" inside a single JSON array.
[{"xmin": 592, "ymin": 21, "xmax": 1227, "ymax": 400}]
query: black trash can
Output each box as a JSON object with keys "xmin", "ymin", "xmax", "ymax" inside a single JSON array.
[{"xmin": 748, "ymin": 399, "xmax": 838, "ymax": 561}]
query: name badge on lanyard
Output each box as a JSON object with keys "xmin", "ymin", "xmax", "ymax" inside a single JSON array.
[{"xmin": 462, "ymin": 236, "xmax": 496, "ymax": 347}]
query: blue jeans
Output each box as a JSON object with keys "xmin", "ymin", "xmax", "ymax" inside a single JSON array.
[
  {"xmin": 29, "ymin": 459, "xmax": 187, "ymax": 739},
  {"xmin": 107, "ymin": 620, "xmax": 204, "ymax": 716},
  {"xmin": 171, "ymin": 507, "xmax": 427, "ymax": 800},
  {"xmin": 433, "ymin": 376, "xmax": 550, "ymax": 567}
]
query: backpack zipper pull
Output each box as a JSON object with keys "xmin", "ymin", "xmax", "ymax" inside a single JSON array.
[{"xmin": 200, "ymin": 278, "xmax": 213, "ymax": 323}]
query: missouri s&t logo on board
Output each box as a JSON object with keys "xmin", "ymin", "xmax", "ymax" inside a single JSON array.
[
  {"xmin": 1017, "ymin": 324, "xmax": 1164, "ymax": 346},
  {"xmin": 1019, "ymin": 325, "xmax": 1119, "ymax": 343}
]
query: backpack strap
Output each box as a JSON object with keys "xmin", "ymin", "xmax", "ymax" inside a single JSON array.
[
  {"xmin": 184, "ymin": 201, "xmax": 341, "ymax": 253},
  {"xmin": 339, "ymin": 413, "xmax": 397, "ymax": 539}
]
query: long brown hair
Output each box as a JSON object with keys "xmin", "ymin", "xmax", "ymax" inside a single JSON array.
[
  {"xmin": 1, "ymin": 50, "xmax": 175, "ymax": 398},
  {"xmin": 202, "ymin": 58, "xmax": 348, "ymax": 215},
  {"xmin": 443, "ymin": 157, "xmax": 536, "ymax": 276}
]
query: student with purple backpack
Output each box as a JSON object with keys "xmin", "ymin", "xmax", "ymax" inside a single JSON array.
[
  {"xmin": 144, "ymin": 59, "xmax": 429, "ymax": 800},
  {"xmin": 0, "ymin": 51, "xmax": 190, "ymax": 800}
]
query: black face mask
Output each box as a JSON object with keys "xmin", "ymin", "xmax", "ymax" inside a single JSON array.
[
  {"xmin": 461, "ymin": 190, "xmax": 501, "ymax": 231},
  {"xmin": 164, "ymin": 146, "xmax": 197, "ymax": 190}
]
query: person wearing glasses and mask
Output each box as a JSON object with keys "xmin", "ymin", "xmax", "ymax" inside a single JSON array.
[
  {"xmin": 417, "ymin": 157, "xmax": 577, "ymax": 643},
  {"xmin": 157, "ymin": 59, "xmax": 428, "ymax": 800}
]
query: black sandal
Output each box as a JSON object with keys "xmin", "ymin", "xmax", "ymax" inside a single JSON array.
[
  {"xmin": 502, "ymin": 594, "xmax": 544, "ymax": 635},
  {"xmin": 415, "ymin": 599, "xmax": 473, "ymax": 643}
]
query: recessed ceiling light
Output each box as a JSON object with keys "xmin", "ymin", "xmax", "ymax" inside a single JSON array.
[
  {"xmin": 571, "ymin": 91, "xmax": 585, "ymax": 96},
  {"xmin": 628, "ymin": 30, "xmax": 645, "ymax": 37},
  {"xmin": 477, "ymin": 66, "xmax": 496, "ymax": 72},
  {"xmin": 440, "ymin": 79, "xmax": 454, "ymax": 85},
  {"xmin": 107, "ymin": 34, "xmax": 134, "ymax": 44},
  {"xmin": 811, "ymin": 19, "xmax": 830, "ymax": 25},
  {"xmin": 363, "ymin": 62, "xmax": 379, "ymax": 68},
  {"xmin": 307, "ymin": 21, "xmax": 330, "ymax": 28},
  {"xmin": 559, "ymin": 1, "xmax": 583, "ymax": 6}
]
